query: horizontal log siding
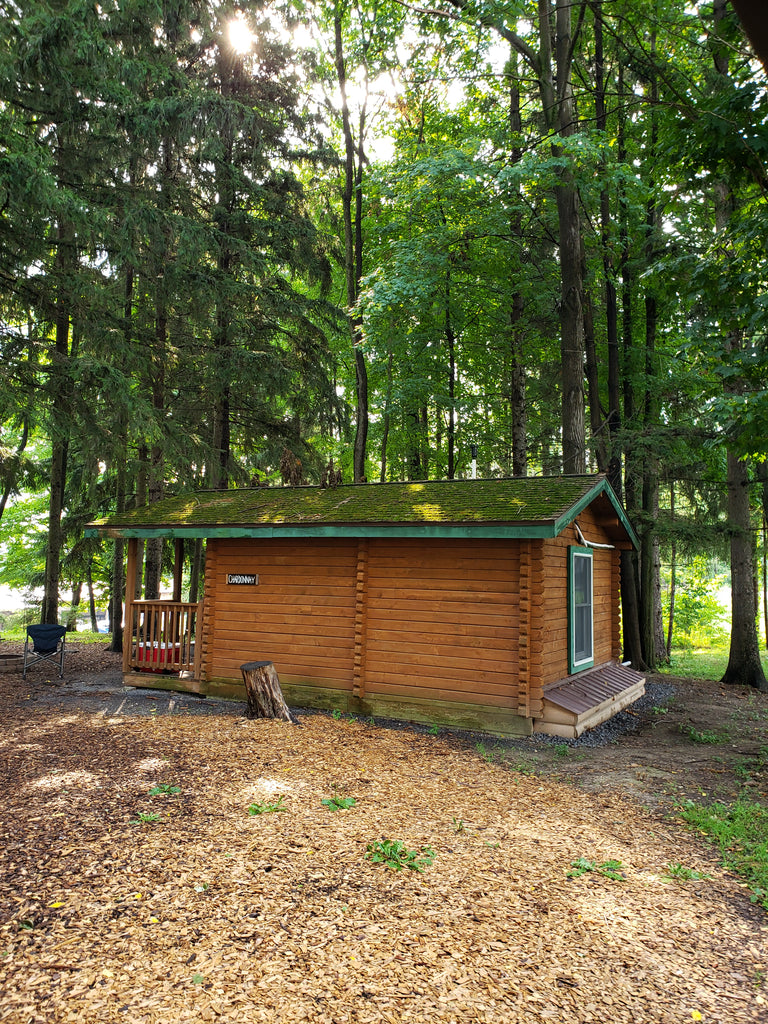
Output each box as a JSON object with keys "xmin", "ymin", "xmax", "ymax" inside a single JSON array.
[
  {"xmin": 537, "ymin": 508, "xmax": 618, "ymax": 689},
  {"xmin": 363, "ymin": 538, "xmax": 519, "ymax": 708},
  {"xmin": 205, "ymin": 538, "xmax": 357, "ymax": 688}
]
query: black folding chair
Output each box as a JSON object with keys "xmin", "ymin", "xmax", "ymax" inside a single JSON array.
[{"xmin": 23, "ymin": 625, "xmax": 67, "ymax": 680}]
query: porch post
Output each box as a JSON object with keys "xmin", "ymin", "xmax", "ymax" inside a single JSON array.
[{"xmin": 123, "ymin": 538, "xmax": 138, "ymax": 675}]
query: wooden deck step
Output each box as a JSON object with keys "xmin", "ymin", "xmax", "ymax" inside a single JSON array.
[{"xmin": 533, "ymin": 662, "xmax": 646, "ymax": 739}]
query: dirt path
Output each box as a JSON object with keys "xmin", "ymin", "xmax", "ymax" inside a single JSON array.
[
  {"xmin": 456, "ymin": 674, "xmax": 768, "ymax": 812},
  {"xmin": 1, "ymin": 647, "xmax": 767, "ymax": 1023}
]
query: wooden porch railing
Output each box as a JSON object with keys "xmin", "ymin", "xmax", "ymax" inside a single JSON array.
[{"xmin": 124, "ymin": 600, "xmax": 203, "ymax": 679}]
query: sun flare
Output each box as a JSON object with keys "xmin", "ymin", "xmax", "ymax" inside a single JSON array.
[{"xmin": 228, "ymin": 16, "xmax": 253, "ymax": 54}]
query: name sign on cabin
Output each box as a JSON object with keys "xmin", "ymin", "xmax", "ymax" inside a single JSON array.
[{"xmin": 227, "ymin": 573, "xmax": 259, "ymax": 585}]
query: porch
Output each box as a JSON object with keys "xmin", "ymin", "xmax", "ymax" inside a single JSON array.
[{"xmin": 122, "ymin": 538, "xmax": 203, "ymax": 691}]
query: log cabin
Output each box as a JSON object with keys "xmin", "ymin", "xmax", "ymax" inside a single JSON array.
[{"xmin": 87, "ymin": 473, "xmax": 644, "ymax": 738}]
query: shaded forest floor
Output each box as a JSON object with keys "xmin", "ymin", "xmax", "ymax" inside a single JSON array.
[{"xmin": 0, "ymin": 643, "xmax": 767, "ymax": 1022}]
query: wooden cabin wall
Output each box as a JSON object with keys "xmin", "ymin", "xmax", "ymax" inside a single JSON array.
[
  {"xmin": 203, "ymin": 538, "xmax": 358, "ymax": 690},
  {"xmin": 537, "ymin": 506, "xmax": 619, "ymax": 694},
  {"xmin": 203, "ymin": 536, "xmax": 522, "ymax": 718},
  {"xmin": 362, "ymin": 538, "xmax": 520, "ymax": 711},
  {"xmin": 200, "ymin": 524, "xmax": 620, "ymax": 732}
]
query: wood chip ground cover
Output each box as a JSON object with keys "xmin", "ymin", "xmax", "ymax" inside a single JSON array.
[{"xmin": 0, "ymin": 662, "xmax": 767, "ymax": 1022}]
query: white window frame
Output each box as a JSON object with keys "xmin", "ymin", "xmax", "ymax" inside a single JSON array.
[{"xmin": 568, "ymin": 546, "xmax": 594, "ymax": 673}]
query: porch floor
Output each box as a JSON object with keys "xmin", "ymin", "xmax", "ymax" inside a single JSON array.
[{"xmin": 533, "ymin": 662, "xmax": 646, "ymax": 739}]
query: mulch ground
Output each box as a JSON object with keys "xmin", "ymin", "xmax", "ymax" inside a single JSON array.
[{"xmin": 0, "ymin": 648, "xmax": 767, "ymax": 1023}]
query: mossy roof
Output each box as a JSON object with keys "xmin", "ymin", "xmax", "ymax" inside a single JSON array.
[{"xmin": 87, "ymin": 474, "xmax": 638, "ymax": 546}]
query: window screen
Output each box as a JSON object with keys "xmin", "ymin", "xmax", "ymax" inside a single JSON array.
[{"xmin": 569, "ymin": 547, "xmax": 594, "ymax": 672}]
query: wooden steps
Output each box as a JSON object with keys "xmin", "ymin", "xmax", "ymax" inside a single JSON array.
[{"xmin": 533, "ymin": 662, "xmax": 645, "ymax": 739}]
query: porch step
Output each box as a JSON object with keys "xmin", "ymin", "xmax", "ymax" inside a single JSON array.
[{"xmin": 533, "ymin": 662, "xmax": 645, "ymax": 739}]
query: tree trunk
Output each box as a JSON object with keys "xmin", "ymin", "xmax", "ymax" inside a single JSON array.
[
  {"xmin": 621, "ymin": 550, "xmax": 647, "ymax": 670},
  {"xmin": 582, "ymin": 237, "xmax": 605, "ymax": 471},
  {"xmin": 712, "ymin": 0, "xmax": 766, "ymax": 690},
  {"xmin": 134, "ymin": 448, "xmax": 147, "ymax": 599},
  {"xmin": 506, "ymin": 43, "xmax": 527, "ymax": 478},
  {"xmin": 446, "ymin": 269, "xmax": 456, "ymax": 480},
  {"xmin": 189, "ymin": 539, "xmax": 204, "ymax": 605},
  {"xmin": 240, "ymin": 661, "xmax": 297, "ymax": 722},
  {"xmin": 66, "ymin": 582, "xmax": 82, "ymax": 631},
  {"xmin": 592, "ymin": 1, "xmax": 622, "ymax": 486},
  {"xmin": 721, "ymin": 452, "xmax": 767, "ymax": 690},
  {"xmin": 334, "ymin": 10, "xmax": 368, "ymax": 482},
  {"xmin": 667, "ymin": 481, "xmax": 677, "ymax": 654},
  {"xmin": 42, "ymin": 209, "xmax": 75, "ymax": 626},
  {"xmin": 554, "ymin": 0, "xmax": 585, "ymax": 475},
  {"xmin": 87, "ymin": 561, "xmax": 98, "ymax": 633},
  {"xmin": 379, "ymin": 350, "xmax": 394, "ymax": 482}
]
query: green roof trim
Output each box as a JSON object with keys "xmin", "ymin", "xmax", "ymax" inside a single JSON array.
[{"xmin": 86, "ymin": 474, "xmax": 638, "ymax": 547}]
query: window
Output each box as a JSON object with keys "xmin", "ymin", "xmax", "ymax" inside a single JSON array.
[{"xmin": 568, "ymin": 547, "xmax": 594, "ymax": 673}]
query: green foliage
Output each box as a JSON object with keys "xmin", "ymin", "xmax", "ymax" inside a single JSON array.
[
  {"xmin": 663, "ymin": 557, "xmax": 729, "ymax": 650},
  {"xmin": 567, "ymin": 857, "xmax": 626, "ymax": 881},
  {"xmin": 321, "ymin": 794, "xmax": 356, "ymax": 811},
  {"xmin": 678, "ymin": 723, "xmax": 729, "ymax": 744},
  {"xmin": 663, "ymin": 862, "xmax": 710, "ymax": 882},
  {"xmin": 365, "ymin": 839, "xmax": 435, "ymax": 872},
  {"xmin": 475, "ymin": 742, "xmax": 497, "ymax": 764},
  {"xmin": 679, "ymin": 799, "xmax": 768, "ymax": 909},
  {"xmin": 131, "ymin": 811, "xmax": 161, "ymax": 824},
  {"xmin": 148, "ymin": 784, "xmax": 180, "ymax": 796},
  {"xmin": 247, "ymin": 796, "xmax": 286, "ymax": 815}
]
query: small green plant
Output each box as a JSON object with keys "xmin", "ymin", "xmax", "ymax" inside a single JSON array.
[
  {"xmin": 131, "ymin": 811, "xmax": 161, "ymax": 824},
  {"xmin": 662, "ymin": 862, "xmax": 710, "ymax": 882},
  {"xmin": 331, "ymin": 709, "xmax": 343, "ymax": 720},
  {"xmin": 148, "ymin": 783, "xmax": 180, "ymax": 796},
  {"xmin": 553, "ymin": 743, "xmax": 570, "ymax": 758},
  {"xmin": 680, "ymin": 798, "xmax": 768, "ymax": 909},
  {"xmin": 429, "ymin": 724, "xmax": 440, "ymax": 736},
  {"xmin": 475, "ymin": 742, "xmax": 496, "ymax": 763},
  {"xmin": 567, "ymin": 857, "xmax": 626, "ymax": 881},
  {"xmin": 452, "ymin": 816, "xmax": 465, "ymax": 833},
  {"xmin": 192, "ymin": 973, "xmax": 204, "ymax": 985},
  {"xmin": 365, "ymin": 839, "xmax": 435, "ymax": 872},
  {"xmin": 247, "ymin": 795, "xmax": 286, "ymax": 815},
  {"xmin": 321, "ymin": 794, "xmax": 357, "ymax": 812},
  {"xmin": 678, "ymin": 723, "xmax": 728, "ymax": 744},
  {"xmin": 17, "ymin": 919, "xmax": 34, "ymax": 932},
  {"xmin": 652, "ymin": 705, "xmax": 669, "ymax": 716}
]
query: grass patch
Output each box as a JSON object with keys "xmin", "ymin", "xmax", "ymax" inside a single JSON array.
[
  {"xmin": 1, "ymin": 627, "xmax": 109, "ymax": 644},
  {"xmin": 662, "ymin": 649, "xmax": 768, "ymax": 681},
  {"xmin": 678, "ymin": 723, "xmax": 729, "ymax": 744},
  {"xmin": 679, "ymin": 798, "xmax": 768, "ymax": 909}
]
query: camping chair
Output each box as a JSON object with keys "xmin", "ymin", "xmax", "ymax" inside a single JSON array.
[{"xmin": 23, "ymin": 625, "xmax": 67, "ymax": 680}]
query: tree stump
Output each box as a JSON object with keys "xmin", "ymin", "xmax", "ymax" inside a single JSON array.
[{"xmin": 240, "ymin": 661, "xmax": 297, "ymax": 723}]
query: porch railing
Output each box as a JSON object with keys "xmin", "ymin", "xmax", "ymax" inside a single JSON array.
[{"xmin": 124, "ymin": 600, "xmax": 203, "ymax": 679}]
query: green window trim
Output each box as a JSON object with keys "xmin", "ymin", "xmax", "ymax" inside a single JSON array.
[{"xmin": 568, "ymin": 546, "xmax": 594, "ymax": 673}]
